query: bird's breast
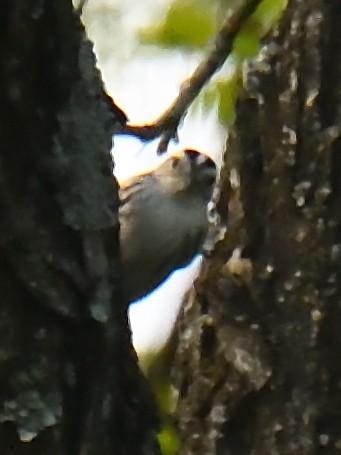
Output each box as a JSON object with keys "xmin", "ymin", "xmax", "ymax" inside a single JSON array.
[{"xmin": 119, "ymin": 189, "xmax": 208, "ymax": 301}]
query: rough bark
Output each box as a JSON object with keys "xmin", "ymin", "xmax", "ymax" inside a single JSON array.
[
  {"xmin": 0, "ymin": 2, "xmax": 158, "ymax": 454},
  {"xmin": 173, "ymin": 0, "xmax": 341, "ymax": 454}
]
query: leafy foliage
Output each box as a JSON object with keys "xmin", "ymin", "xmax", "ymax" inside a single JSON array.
[
  {"xmin": 138, "ymin": 0, "xmax": 287, "ymax": 125},
  {"xmin": 138, "ymin": 0, "xmax": 216, "ymax": 49}
]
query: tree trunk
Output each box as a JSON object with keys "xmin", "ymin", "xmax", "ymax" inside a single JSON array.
[
  {"xmin": 0, "ymin": 2, "xmax": 159, "ymax": 454},
  {"xmin": 173, "ymin": 0, "xmax": 341, "ymax": 453}
]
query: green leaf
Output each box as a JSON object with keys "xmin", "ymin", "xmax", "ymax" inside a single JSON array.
[
  {"xmin": 234, "ymin": 27, "xmax": 260, "ymax": 59},
  {"xmin": 254, "ymin": 0, "xmax": 288, "ymax": 35},
  {"xmin": 138, "ymin": 0, "xmax": 216, "ymax": 49},
  {"xmin": 234, "ymin": 0, "xmax": 287, "ymax": 58},
  {"xmin": 200, "ymin": 68, "xmax": 241, "ymax": 124},
  {"xmin": 157, "ymin": 425, "xmax": 180, "ymax": 455}
]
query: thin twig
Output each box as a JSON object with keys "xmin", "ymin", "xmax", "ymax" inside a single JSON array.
[{"xmin": 117, "ymin": 0, "xmax": 262, "ymax": 153}]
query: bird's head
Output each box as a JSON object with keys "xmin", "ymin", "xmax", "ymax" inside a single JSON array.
[{"xmin": 155, "ymin": 149, "xmax": 217, "ymax": 202}]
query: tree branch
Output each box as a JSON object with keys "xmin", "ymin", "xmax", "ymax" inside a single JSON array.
[{"xmin": 117, "ymin": 0, "xmax": 262, "ymax": 153}]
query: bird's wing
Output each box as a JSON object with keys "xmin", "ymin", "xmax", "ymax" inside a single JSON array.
[
  {"xmin": 118, "ymin": 175, "xmax": 150, "ymax": 210},
  {"xmin": 176, "ymin": 228, "xmax": 206, "ymax": 269}
]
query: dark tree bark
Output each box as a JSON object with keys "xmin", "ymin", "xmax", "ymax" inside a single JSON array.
[
  {"xmin": 0, "ymin": 2, "xmax": 158, "ymax": 454},
  {"xmin": 173, "ymin": 0, "xmax": 341, "ymax": 454}
]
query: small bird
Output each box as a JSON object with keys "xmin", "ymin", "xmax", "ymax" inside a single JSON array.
[{"xmin": 119, "ymin": 149, "xmax": 217, "ymax": 302}]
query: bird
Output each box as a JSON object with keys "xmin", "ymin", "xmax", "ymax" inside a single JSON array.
[{"xmin": 119, "ymin": 148, "xmax": 217, "ymax": 303}]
